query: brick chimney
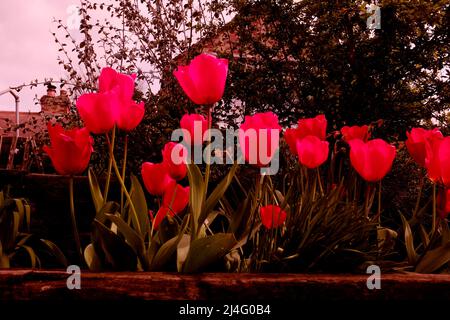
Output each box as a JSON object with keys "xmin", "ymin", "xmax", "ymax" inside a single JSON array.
[
  {"xmin": 46, "ymin": 84, "xmax": 57, "ymax": 97},
  {"xmin": 40, "ymin": 84, "xmax": 70, "ymax": 114}
]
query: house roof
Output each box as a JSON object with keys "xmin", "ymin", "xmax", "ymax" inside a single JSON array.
[{"xmin": 0, "ymin": 111, "xmax": 42, "ymax": 137}]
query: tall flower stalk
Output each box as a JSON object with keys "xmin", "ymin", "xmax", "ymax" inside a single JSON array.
[{"xmin": 69, "ymin": 177, "xmax": 83, "ymax": 264}]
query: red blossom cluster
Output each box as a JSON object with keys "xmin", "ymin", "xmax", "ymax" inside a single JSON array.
[{"xmin": 44, "ymin": 52, "xmax": 450, "ymax": 238}]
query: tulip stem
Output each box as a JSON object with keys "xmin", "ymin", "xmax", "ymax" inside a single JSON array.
[
  {"xmin": 412, "ymin": 175, "xmax": 425, "ymax": 221},
  {"xmin": 364, "ymin": 183, "xmax": 370, "ymax": 219},
  {"xmin": 204, "ymin": 105, "xmax": 213, "ymax": 192},
  {"xmin": 316, "ymin": 168, "xmax": 324, "ymax": 195},
  {"xmin": 103, "ymin": 126, "xmax": 116, "ymax": 203},
  {"xmin": 106, "ymin": 135, "xmax": 142, "ymax": 236},
  {"xmin": 377, "ymin": 181, "xmax": 382, "ymax": 224},
  {"xmin": 120, "ymin": 134, "xmax": 128, "ymax": 213},
  {"xmin": 69, "ymin": 177, "xmax": 83, "ymax": 265},
  {"xmin": 432, "ymin": 183, "xmax": 437, "ymax": 236}
]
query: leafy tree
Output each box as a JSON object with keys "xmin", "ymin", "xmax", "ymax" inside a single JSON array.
[
  {"xmin": 214, "ymin": 0, "xmax": 450, "ymax": 135},
  {"xmin": 52, "ymin": 0, "xmax": 450, "ymax": 174}
]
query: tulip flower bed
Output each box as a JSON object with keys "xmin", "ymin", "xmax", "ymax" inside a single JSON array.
[{"xmin": 1, "ymin": 53, "xmax": 450, "ymax": 282}]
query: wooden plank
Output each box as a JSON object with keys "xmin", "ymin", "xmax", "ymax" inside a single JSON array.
[
  {"xmin": 0, "ymin": 270, "xmax": 449, "ymax": 301},
  {"xmin": 21, "ymin": 138, "xmax": 31, "ymax": 171},
  {"xmin": 6, "ymin": 136, "xmax": 17, "ymax": 170}
]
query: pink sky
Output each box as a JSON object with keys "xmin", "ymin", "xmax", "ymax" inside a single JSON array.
[{"xmin": 0, "ymin": 0, "xmax": 85, "ymax": 112}]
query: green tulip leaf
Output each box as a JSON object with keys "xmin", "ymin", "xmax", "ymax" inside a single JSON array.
[
  {"xmin": 419, "ymin": 225, "xmax": 430, "ymax": 248},
  {"xmin": 177, "ymin": 234, "xmax": 191, "ymax": 272},
  {"xmin": 401, "ymin": 214, "xmax": 417, "ymax": 265},
  {"xmin": 129, "ymin": 174, "xmax": 150, "ymax": 237},
  {"xmin": 18, "ymin": 245, "xmax": 39, "ymax": 268},
  {"xmin": 96, "ymin": 201, "xmax": 120, "ymax": 223},
  {"xmin": 230, "ymin": 193, "xmax": 255, "ymax": 242},
  {"xmin": 198, "ymin": 211, "xmax": 220, "ymax": 237},
  {"xmin": 415, "ymin": 242, "xmax": 450, "ymax": 273},
  {"xmin": 158, "ymin": 216, "xmax": 180, "ymax": 244},
  {"xmin": 92, "ymin": 219, "xmax": 137, "ymax": 271},
  {"xmin": 182, "ymin": 233, "xmax": 237, "ymax": 273},
  {"xmin": 147, "ymin": 234, "xmax": 161, "ymax": 267},
  {"xmin": 202, "ymin": 163, "xmax": 238, "ymax": 225},
  {"xmin": 149, "ymin": 236, "xmax": 179, "ymax": 271},
  {"xmin": 0, "ymin": 254, "xmax": 9, "ymax": 268},
  {"xmin": 10, "ymin": 211, "xmax": 20, "ymax": 250},
  {"xmin": 187, "ymin": 164, "xmax": 205, "ymax": 235},
  {"xmin": 441, "ymin": 220, "xmax": 450, "ymax": 245},
  {"xmin": 14, "ymin": 199, "xmax": 25, "ymax": 228},
  {"xmin": 105, "ymin": 213, "xmax": 147, "ymax": 268},
  {"xmin": 84, "ymin": 243, "xmax": 103, "ymax": 271},
  {"xmin": 40, "ymin": 239, "xmax": 68, "ymax": 267},
  {"xmin": 24, "ymin": 203, "xmax": 31, "ymax": 233},
  {"xmin": 88, "ymin": 168, "xmax": 104, "ymax": 213},
  {"xmin": 150, "ymin": 215, "xmax": 190, "ymax": 271}
]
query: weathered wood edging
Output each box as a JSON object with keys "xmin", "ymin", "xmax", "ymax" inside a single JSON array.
[{"xmin": 1, "ymin": 270, "xmax": 449, "ymax": 300}]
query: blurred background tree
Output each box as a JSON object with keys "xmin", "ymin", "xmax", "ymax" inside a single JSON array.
[
  {"xmin": 53, "ymin": 0, "xmax": 450, "ymax": 174},
  {"xmin": 217, "ymin": 0, "xmax": 450, "ymax": 136}
]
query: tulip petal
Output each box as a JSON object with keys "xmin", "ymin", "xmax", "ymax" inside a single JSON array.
[
  {"xmin": 76, "ymin": 91, "xmax": 119, "ymax": 134},
  {"xmin": 152, "ymin": 206, "xmax": 171, "ymax": 230},
  {"xmin": 439, "ymin": 138, "xmax": 450, "ymax": 187},
  {"xmin": 189, "ymin": 53, "xmax": 228, "ymax": 105},
  {"xmin": 162, "ymin": 183, "xmax": 190, "ymax": 215},
  {"xmin": 349, "ymin": 139, "xmax": 395, "ymax": 182},
  {"xmin": 99, "ymin": 67, "xmax": 135, "ymax": 103},
  {"xmin": 180, "ymin": 113, "xmax": 208, "ymax": 145},
  {"xmin": 296, "ymin": 136, "xmax": 329, "ymax": 169},
  {"xmin": 141, "ymin": 162, "xmax": 175, "ymax": 196},
  {"xmin": 238, "ymin": 112, "xmax": 281, "ymax": 167},
  {"xmin": 174, "ymin": 66, "xmax": 203, "ymax": 104},
  {"xmin": 437, "ymin": 188, "xmax": 450, "ymax": 219},
  {"xmin": 117, "ymin": 101, "xmax": 145, "ymax": 131},
  {"xmin": 260, "ymin": 205, "xmax": 287, "ymax": 229},
  {"xmin": 174, "ymin": 53, "xmax": 228, "ymax": 105},
  {"xmin": 297, "ymin": 114, "xmax": 327, "ymax": 140},
  {"xmin": 44, "ymin": 123, "xmax": 93, "ymax": 175},
  {"xmin": 406, "ymin": 128, "xmax": 443, "ymax": 167},
  {"xmin": 162, "ymin": 142, "xmax": 188, "ymax": 181},
  {"xmin": 284, "ymin": 128, "xmax": 299, "ymax": 156},
  {"xmin": 341, "ymin": 125, "xmax": 370, "ymax": 142}
]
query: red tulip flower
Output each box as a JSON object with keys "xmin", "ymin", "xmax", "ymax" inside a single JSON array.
[
  {"xmin": 180, "ymin": 113, "xmax": 209, "ymax": 145},
  {"xmin": 297, "ymin": 115, "xmax": 327, "ymax": 140},
  {"xmin": 239, "ymin": 112, "xmax": 281, "ymax": 167},
  {"xmin": 284, "ymin": 128, "xmax": 300, "ymax": 156},
  {"xmin": 341, "ymin": 125, "xmax": 370, "ymax": 143},
  {"xmin": 174, "ymin": 53, "xmax": 228, "ymax": 105},
  {"xmin": 117, "ymin": 100, "xmax": 145, "ymax": 131},
  {"xmin": 76, "ymin": 91, "xmax": 120, "ymax": 134},
  {"xmin": 43, "ymin": 123, "xmax": 93, "ymax": 175},
  {"xmin": 426, "ymin": 137, "xmax": 450, "ymax": 187},
  {"xmin": 77, "ymin": 67, "xmax": 144, "ymax": 133},
  {"xmin": 296, "ymin": 136, "xmax": 329, "ymax": 169},
  {"xmin": 284, "ymin": 115, "xmax": 327, "ymax": 156},
  {"xmin": 406, "ymin": 128, "xmax": 443, "ymax": 167},
  {"xmin": 99, "ymin": 68, "xmax": 144, "ymax": 131},
  {"xmin": 162, "ymin": 182, "xmax": 190, "ymax": 215},
  {"xmin": 260, "ymin": 205, "xmax": 287, "ymax": 229},
  {"xmin": 162, "ymin": 142, "xmax": 188, "ymax": 181},
  {"xmin": 141, "ymin": 162, "xmax": 175, "ymax": 196},
  {"xmin": 151, "ymin": 206, "xmax": 170, "ymax": 230},
  {"xmin": 99, "ymin": 67, "xmax": 135, "ymax": 102},
  {"xmin": 437, "ymin": 188, "xmax": 450, "ymax": 219},
  {"xmin": 349, "ymin": 139, "xmax": 396, "ymax": 182}
]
